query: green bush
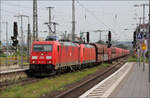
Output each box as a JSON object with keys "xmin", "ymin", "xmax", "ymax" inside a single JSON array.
[
  {"xmin": 0, "ymin": 53, "xmax": 6, "ymax": 57},
  {"xmin": 145, "ymin": 52, "xmax": 148, "ymax": 58}
]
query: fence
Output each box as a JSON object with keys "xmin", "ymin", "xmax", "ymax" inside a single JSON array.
[{"xmin": 0, "ymin": 45, "xmax": 29, "ymax": 71}]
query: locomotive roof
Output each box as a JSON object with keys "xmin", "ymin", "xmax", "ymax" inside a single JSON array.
[{"xmin": 32, "ymin": 41, "xmax": 59, "ymax": 44}]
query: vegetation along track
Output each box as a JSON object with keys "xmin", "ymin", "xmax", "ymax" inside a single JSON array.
[
  {"xmin": 54, "ymin": 57, "xmax": 128, "ymax": 98},
  {"xmin": 0, "ymin": 70, "xmax": 55, "ymax": 90},
  {"xmin": 0, "ymin": 70, "xmax": 34, "ymax": 90}
]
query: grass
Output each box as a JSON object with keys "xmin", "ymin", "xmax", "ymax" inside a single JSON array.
[
  {"xmin": 128, "ymin": 56, "xmax": 148, "ymax": 62},
  {"xmin": 0, "ymin": 63, "xmax": 110, "ymax": 97}
]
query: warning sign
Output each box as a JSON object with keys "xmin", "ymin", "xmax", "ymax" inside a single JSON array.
[{"xmin": 141, "ymin": 42, "xmax": 146, "ymax": 51}]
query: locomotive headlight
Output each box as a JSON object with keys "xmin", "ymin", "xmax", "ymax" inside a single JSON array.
[
  {"xmin": 32, "ymin": 61, "xmax": 35, "ymax": 64},
  {"xmin": 32, "ymin": 56, "xmax": 37, "ymax": 59},
  {"xmin": 46, "ymin": 56, "xmax": 52, "ymax": 59},
  {"xmin": 47, "ymin": 61, "xmax": 51, "ymax": 64}
]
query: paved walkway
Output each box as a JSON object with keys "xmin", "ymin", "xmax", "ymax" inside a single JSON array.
[{"xmin": 112, "ymin": 63, "xmax": 150, "ymax": 97}]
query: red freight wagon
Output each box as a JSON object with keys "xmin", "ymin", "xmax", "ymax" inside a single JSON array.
[
  {"xmin": 115, "ymin": 48, "xmax": 120, "ymax": 58},
  {"xmin": 111, "ymin": 47, "xmax": 116, "ymax": 60},
  {"xmin": 108, "ymin": 47, "xmax": 117, "ymax": 61},
  {"xmin": 108, "ymin": 48, "xmax": 112, "ymax": 61},
  {"xmin": 92, "ymin": 44, "xmax": 108, "ymax": 62}
]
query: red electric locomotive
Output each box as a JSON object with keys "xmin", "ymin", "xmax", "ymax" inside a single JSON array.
[{"xmin": 30, "ymin": 41, "xmax": 81, "ymax": 73}]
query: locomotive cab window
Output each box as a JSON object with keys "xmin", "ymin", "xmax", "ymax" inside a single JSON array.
[{"xmin": 33, "ymin": 44, "xmax": 53, "ymax": 52}]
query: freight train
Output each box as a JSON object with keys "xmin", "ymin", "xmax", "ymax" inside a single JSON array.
[{"xmin": 29, "ymin": 41, "xmax": 129, "ymax": 75}]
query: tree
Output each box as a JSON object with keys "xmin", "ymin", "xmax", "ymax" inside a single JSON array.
[
  {"xmin": 0, "ymin": 41, "xmax": 5, "ymax": 57},
  {"xmin": 116, "ymin": 44, "xmax": 128, "ymax": 49},
  {"xmin": 96, "ymin": 40, "xmax": 105, "ymax": 44}
]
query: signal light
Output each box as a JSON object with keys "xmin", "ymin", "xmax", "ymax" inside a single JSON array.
[
  {"xmin": 108, "ymin": 31, "xmax": 111, "ymax": 42},
  {"xmin": 11, "ymin": 22, "xmax": 18, "ymax": 47},
  {"xmin": 12, "ymin": 39, "xmax": 18, "ymax": 46},
  {"xmin": 14, "ymin": 22, "xmax": 18, "ymax": 37},
  {"xmin": 87, "ymin": 32, "xmax": 89, "ymax": 43},
  {"xmin": 107, "ymin": 31, "xmax": 112, "ymax": 48}
]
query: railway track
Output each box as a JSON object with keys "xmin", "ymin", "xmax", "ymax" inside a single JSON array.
[
  {"xmin": 54, "ymin": 57, "xmax": 128, "ymax": 98},
  {"xmin": 0, "ymin": 56, "xmax": 128, "ymax": 92}
]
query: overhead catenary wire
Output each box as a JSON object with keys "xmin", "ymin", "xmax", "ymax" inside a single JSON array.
[
  {"xmin": 76, "ymin": 0, "xmax": 112, "ymax": 31},
  {"xmin": 76, "ymin": 0, "xmax": 130, "ymax": 38},
  {"xmin": 1, "ymin": 2, "xmax": 45, "ymax": 10},
  {"xmin": 0, "ymin": 9, "xmax": 18, "ymax": 15},
  {"xmin": 76, "ymin": 0, "xmax": 122, "ymax": 43}
]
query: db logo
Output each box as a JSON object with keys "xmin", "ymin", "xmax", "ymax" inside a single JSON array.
[{"xmin": 40, "ymin": 56, "xmax": 44, "ymax": 59}]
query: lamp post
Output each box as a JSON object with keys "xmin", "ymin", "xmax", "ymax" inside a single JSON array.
[{"xmin": 148, "ymin": 0, "xmax": 150, "ymax": 82}]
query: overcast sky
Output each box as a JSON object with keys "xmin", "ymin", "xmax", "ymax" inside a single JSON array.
[{"xmin": 0, "ymin": 0, "xmax": 149, "ymax": 43}]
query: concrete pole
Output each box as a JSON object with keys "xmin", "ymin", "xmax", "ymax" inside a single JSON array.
[
  {"xmin": 6, "ymin": 22, "xmax": 8, "ymax": 66},
  {"xmin": 143, "ymin": 5, "xmax": 145, "ymax": 26},
  {"xmin": 65, "ymin": 31, "xmax": 67, "ymax": 40},
  {"xmin": 54, "ymin": 23, "xmax": 56, "ymax": 34},
  {"xmin": 20, "ymin": 16, "xmax": 23, "ymax": 67},
  {"xmin": 138, "ymin": 18, "xmax": 142, "ymax": 67},
  {"xmin": 72, "ymin": 0, "xmax": 75, "ymax": 42},
  {"xmin": 143, "ymin": 5, "xmax": 145, "ymax": 71},
  {"xmin": 48, "ymin": 7, "xmax": 52, "ymax": 27},
  {"xmin": 0, "ymin": 0, "xmax": 1, "ymax": 68},
  {"xmin": 105, "ymin": 35, "xmax": 107, "ymax": 42},
  {"xmin": 33, "ymin": 0, "xmax": 38, "ymax": 41},
  {"xmin": 1, "ymin": 22, "xmax": 9, "ymax": 66},
  {"xmin": 100, "ymin": 31, "xmax": 101, "ymax": 41},
  {"xmin": 46, "ymin": 7, "xmax": 54, "ymax": 35},
  {"xmin": 27, "ymin": 23, "xmax": 31, "ymax": 63},
  {"xmin": 148, "ymin": 0, "xmax": 150, "ymax": 82},
  {"xmin": 142, "ymin": 4, "xmax": 149, "ymax": 71}
]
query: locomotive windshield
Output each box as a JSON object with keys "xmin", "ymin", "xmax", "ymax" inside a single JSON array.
[{"xmin": 33, "ymin": 44, "xmax": 53, "ymax": 52}]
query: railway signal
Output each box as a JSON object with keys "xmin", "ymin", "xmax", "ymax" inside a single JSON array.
[
  {"xmin": 107, "ymin": 31, "xmax": 112, "ymax": 48},
  {"xmin": 11, "ymin": 22, "xmax": 18, "ymax": 47},
  {"xmin": 108, "ymin": 31, "xmax": 111, "ymax": 42},
  {"xmin": 87, "ymin": 32, "xmax": 89, "ymax": 43},
  {"xmin": 132, "ymin": 31, "xmax": 137, "ymax": 48}
]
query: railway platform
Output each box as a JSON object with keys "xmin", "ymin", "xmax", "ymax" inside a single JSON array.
[
  {"xmin": 0, "ymin": 65, "xmax": 29, "ymax": 74},
  {"xmin": 79, "ymin": 62, "xmax": 150, "ymax": 98}
]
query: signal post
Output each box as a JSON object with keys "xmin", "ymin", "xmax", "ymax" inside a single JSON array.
[{"xmin": 11, "ymin": 22, "xmax": 19, "ymax": 64}]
